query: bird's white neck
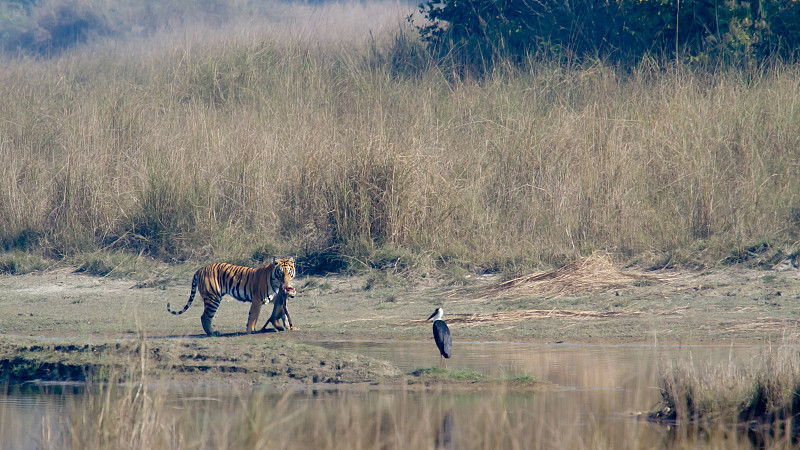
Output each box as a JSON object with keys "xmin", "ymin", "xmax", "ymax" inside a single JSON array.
[{"xmin": 432, "ymin": 309, "xmax": 443, "ymax": 321}]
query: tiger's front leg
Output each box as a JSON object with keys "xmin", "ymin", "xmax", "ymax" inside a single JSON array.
[{"xmin": 246, "ymin": 299, "xmax": 263, "ymax": 333}]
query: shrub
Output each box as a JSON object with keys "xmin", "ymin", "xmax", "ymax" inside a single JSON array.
[
  {"xmin": 0, "ymin": 0, "xmax": 106, "ymax": 56},
  {"xmin": 414, "ymin": 0, "xmax": 800, "ymax": 74}
]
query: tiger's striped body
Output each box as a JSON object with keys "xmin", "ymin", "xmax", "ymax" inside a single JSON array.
[{"xmin": 167, "ymin": 257, "xmax": 295, "ymax": 336}]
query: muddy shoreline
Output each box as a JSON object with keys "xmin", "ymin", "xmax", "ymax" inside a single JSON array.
[{"xmin": 1, "ymin": 262, "xmax": 798, "ymax": 386}]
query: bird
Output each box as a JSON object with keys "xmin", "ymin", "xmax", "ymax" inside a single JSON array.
[{"xmin": 427, "ymin": 307, "xmax": 452, "ymax": 368}]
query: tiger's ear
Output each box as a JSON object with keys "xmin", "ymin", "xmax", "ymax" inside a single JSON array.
[
  {"xmin": 272, "ymin": 257, "xmax": 278, "ymax": 264},
  {"xmin": 288, "ymin": 256, "xmax": 295, "ymax": 263}
]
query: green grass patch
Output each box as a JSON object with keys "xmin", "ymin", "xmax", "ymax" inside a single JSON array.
[
  {"xmin": 300, "ymin": 278, "xmax": 333, "ymax": 291},
  {"xmin": 0, "ymin": 251, "xmax": 51, "ymax": 274},
  {"xmin": 448, "ymin": 368, "xmax": 485, "ymax": 381},
  {"xmin": 410, "ymin": 367, "xmax": 485, "ymax": 382},
  {"xmin": 73, "ymin": 251, "xmax": 156, "ymax": 279},
  {"xmin": 408, "ymin": 367, "xmax": 540, "ymax": 387},
  {"xmin": 503, "ymin": 373, "xmax": 537, "ymax": 383}
]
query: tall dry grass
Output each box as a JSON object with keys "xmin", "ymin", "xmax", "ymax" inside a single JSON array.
[
  {"xmin": 1, "ymin": 13, "xmax": 799, "ymax": 270},
  {"xmin": 27, "ymin": 382, "xmax": 571, "ymax": 449},
  {"xmin": 650, "ymin": 338, "xmax": 800, "ymax": 447},
  {"xmin": 22, "ymin": 350, "xmax": 776, "ymax": 449},
  {"xmin": 28, "ymin": 373, "xmax": 658, "ymax": 449}
]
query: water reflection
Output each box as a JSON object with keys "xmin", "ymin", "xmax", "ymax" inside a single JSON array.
[
  {"xmin": 435, "ymin": 411, "xmax": 453, "ymax": 450},
  {"xmin": 315, "ymin": 341, "xmax": 762, "ymax": 409},
  {"xmin": 0, "ymin": 382, "xmax": 86, "ymax": 447},
  {"xmin": 0, "ymin": 342, "xmax": 777, "ymax": 448},
  {"xmin": 315, "ymin": 340, "xmax": 761, "ymax": 379}
]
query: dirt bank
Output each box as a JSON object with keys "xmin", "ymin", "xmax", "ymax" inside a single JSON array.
[{"xmin": 1, "ymin": 259, "xmax": 798, "ymax": 385}]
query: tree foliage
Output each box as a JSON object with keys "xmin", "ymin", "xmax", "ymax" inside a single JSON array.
[{"xmin": 414, "ymin": 0, "xmax": 800, "ymax": 72}]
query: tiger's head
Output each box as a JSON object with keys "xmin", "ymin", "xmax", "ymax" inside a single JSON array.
[{"xmin": 272, "ymin": 257, "xmax": 296, "ymax": 298}]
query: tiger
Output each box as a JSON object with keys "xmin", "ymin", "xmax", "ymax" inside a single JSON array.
[
  {"xmin": 167, "ymin": 257, "xmax": 296, "ymax": 336},
  {"xmin": 261, "ymin": 281, "xmax": 295, "ymax": 332}
]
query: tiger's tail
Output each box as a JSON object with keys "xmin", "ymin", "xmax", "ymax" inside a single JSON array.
[{"xmin": 168, "ymin": 270, "xmax": 200, "ymax": 315}]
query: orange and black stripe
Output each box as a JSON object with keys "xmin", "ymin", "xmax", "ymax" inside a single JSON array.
[{"xmin": 167, "ymin": 257, "xmax": 295, "ymax": 335}]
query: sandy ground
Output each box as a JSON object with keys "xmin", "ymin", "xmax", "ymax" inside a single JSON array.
[{"xmin": 1, "ymin": 259, "xmax": 798, "ymax": 386}]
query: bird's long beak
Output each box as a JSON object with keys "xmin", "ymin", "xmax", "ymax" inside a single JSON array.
[{"xmin": 427, "ymin": 311, "xmax": 437, "ymax": 321}]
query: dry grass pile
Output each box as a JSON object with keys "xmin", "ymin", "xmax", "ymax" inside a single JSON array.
[
  {"xmin": 479, "ymin": 253, "xmax": 659, "ymax": 299},
  {"xmin": 402, "ymin": 308, "xmax": 643, "ymax": 327},
  {"xmin": 444, "ymin": 309, "xmax": 642, "ymax": 326},
  {"xmin": 403, "ymin": 307, "xmax": 685, "ymax": 327}
]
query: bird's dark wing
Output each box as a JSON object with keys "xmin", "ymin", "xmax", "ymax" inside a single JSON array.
[{"xmin": 433, "ymin": 320, "xmax": 452, "ymax": 358}]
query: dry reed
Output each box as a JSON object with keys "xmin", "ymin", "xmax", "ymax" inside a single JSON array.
[
  {"xmin": 1, "ymin": 6, "xmax": 799, "ymax": 271},
  {"xmin": 650, "ymin": 337, "xmax": 800, "ymax": 445}
]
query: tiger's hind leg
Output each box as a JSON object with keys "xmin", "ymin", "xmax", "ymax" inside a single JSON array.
[
  {"xmin": 201, "ymin": 295, "xmax": 222, "ymax": 336},
  {"xmin": 201, "ymin": 311, "xmax": 217, "ymax": 336}
]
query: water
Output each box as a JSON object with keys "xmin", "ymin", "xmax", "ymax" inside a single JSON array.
[
  {"xmin": 317, "ymin": 339, "xmax": 761, "ymax": 380},
  {"xmin": 0, "ymin": 382, "xmax": 87, "ymax": 446},
  {"xmin": 318, "ymin": 340, "xmax": 762, "ymax": 409},
  {"xmin": 313, "ymin": 341, "xmax": 768, "ymax": 446},
  {"xmin": 0, "ymin": 342, "xmax": 775, "ymax": 448}
]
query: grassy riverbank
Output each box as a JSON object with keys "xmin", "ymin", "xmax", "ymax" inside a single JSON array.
[
  {"xmin": 1, "ymin": 262, "xmax": 798, "ymax": 447},
  {"xmin": 650, "ymin": 338, "xmax": 800, "ymax": 445},
  {"xmin": 3, "ymin": 3, "xmax": 800, "ymax": 447}
]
